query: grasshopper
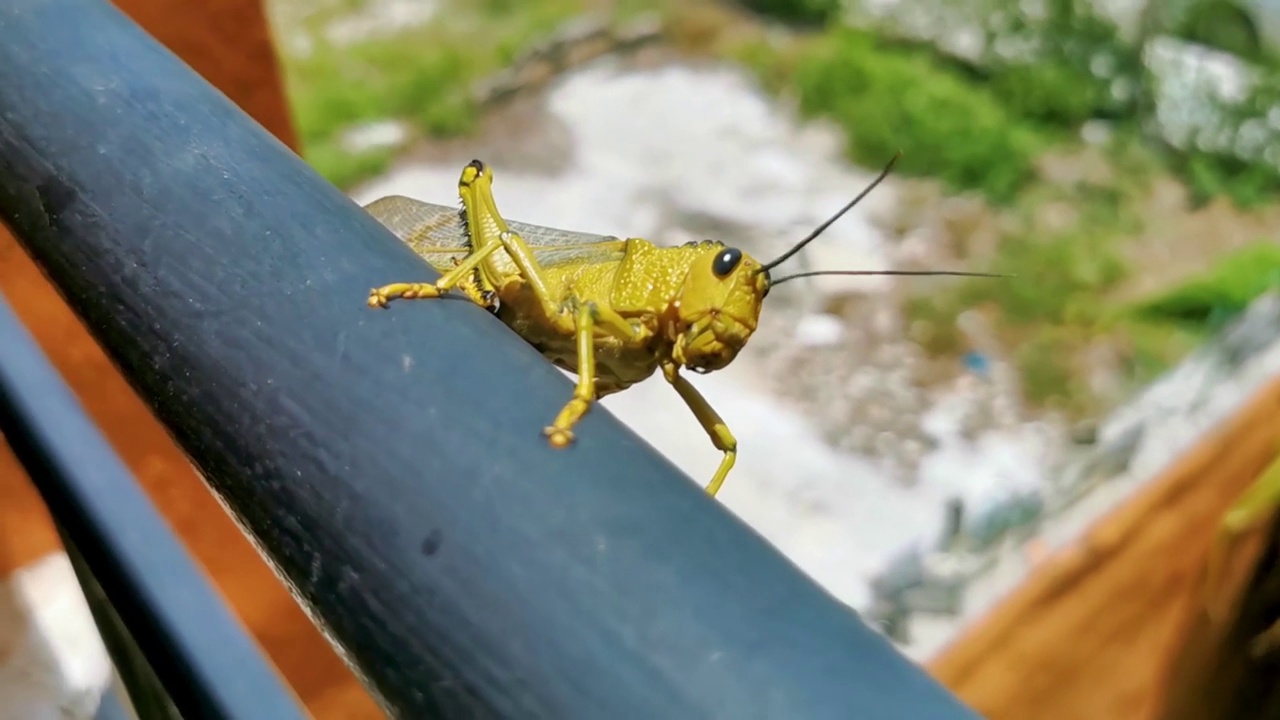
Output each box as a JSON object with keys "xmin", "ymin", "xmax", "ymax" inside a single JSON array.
[{"xmin": 365, "ymin": 154, "xmax": 998, "ymax": 497}]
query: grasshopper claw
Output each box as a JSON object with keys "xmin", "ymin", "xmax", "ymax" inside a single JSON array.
[
  {"xmin": 368, "ymin": 288, "xmax": 391, "ymax": 308},
  {"xmin": 544, "ymin": 426, "xmax": 575, "ymax": 448}
]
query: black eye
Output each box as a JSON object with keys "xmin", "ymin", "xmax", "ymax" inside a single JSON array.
[{"xmin": 712, "ymin": 247, "xmax": 742, "ymax": 278}]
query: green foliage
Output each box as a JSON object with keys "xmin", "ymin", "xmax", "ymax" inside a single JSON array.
[
  {"xmin": 1174, "ymin": 1, "xmax": 1264, "ymax": 62},
  {"xmin": 303, "ymin": 141, "xmax": 395, "ymax": 191},
  {"xmin": 290, "ymin": 40, "xmax": 481, "ymax": 151},
  {"xmin": 901, "ymin": 150, "xmax": 1156, "ymax": 414},
  {"xmin": 906, "ymin": 232, "xmax": 1125, "ymax": 414},
  {"xmin": 727, "ymin": 35, "xmax": 803, "ymax": 94},
  {"xmin": 736, "ymin": 0, "xmax": 841, "ymax": 25},
  {"xmin": 937, "ymin": 214, "xmax": 1129, "ymax": 330},
  {"xmin": 1121, "ymin": 321, "xmax": 1202, "ymax": 387},
  {"xmin": 1128, "ymin": 241, "xmax": 1280, "ymax": 328},
  {"xmin": 981, "ymin": 0, "xmax": 1147, "ymax": 130},
  {"xmin": 1159, "ymin": 25, "xmax": 1280, "ymax": 208},
  {"xmin": 790, "ymin": 29, "xmax": 1041, "ymax": 203},
  {"xmin": 1178, "ymin": 152, "xmax": 1280, "ymax": 209},
  {"xmin": 988, "ymin": 61, "xmax": 1104, "ymax": 128},
  {"xmin": 1015, "ymin": 330, "xmax": 1079, "ymax": 409},
  {"xmin": 282, "ymin": 0, "xmax": 586, "ymax": 188},
  {"xmin": 1169, "ymin": 65, "xmax": 1280, "ymax": 208}
]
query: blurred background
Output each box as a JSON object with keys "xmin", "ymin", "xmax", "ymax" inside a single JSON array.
[
  {"xmin": 5, "ymin": 0, "xmax": 1280, "ymax": 718},
  {"xmin": 267, "ymin": 0, "xmax": 1280, "ymax": 656}
]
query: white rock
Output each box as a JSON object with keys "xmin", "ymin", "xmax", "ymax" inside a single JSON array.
[{"xmin": 793, "ymin": 313, "xmax": 846, "ymax": 348}]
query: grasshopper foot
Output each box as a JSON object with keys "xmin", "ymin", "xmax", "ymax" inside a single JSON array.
[
  {"xmin": 367, "ymin": 282, "xmax": 442, "ymax": 308},
  {"xmin": 545, "ymin": 397, "xmax": 591, "ymax": 449},
  {"xmin": 368, "ymin": 288, "xmax": 392, "ymax": 308},
  {"xmin": 544, "ymin": 426, "xmax": 575, "ymax": 448}
]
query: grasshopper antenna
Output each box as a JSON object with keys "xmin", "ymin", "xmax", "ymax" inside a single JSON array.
[
  {"xmin": 758, "ymin": 150, "xmax": 902, "ymax": 275},
  {"xmin": 770, "ymin": 269, "xmax": 1011, "ymax": 287}
]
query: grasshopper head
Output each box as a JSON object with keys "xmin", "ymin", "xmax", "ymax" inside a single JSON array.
[
  {"xmin": 664, "ymin": 152, "xmax": 1002, "ymax": 375},
  {"xmin": 672, "ymin": 243, "xmax": 772, "ymax": 374}
]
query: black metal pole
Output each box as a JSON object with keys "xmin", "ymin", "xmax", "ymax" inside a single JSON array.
[
  {"xmin": 0, "ymin": 1, "xmax": 982, "ymax": 718},
  {"xmin": 0, "ymin": 293, "xmax": 307, "ymax": 720}
]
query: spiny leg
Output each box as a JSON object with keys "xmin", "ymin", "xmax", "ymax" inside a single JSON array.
[
  {"xmin": 459, "ymin": 161, "xmax": 578, "ymax": 333},
  {"xmin": 368, "ymin": 241, "xmax": 501, "ymax": 309},
  {"xmin": 545, "ymin": 303, "xmax": 600, "ymax": 447},
  {"xmin": 458, "ymin": 161, "xmax": 647, "ymax": 338},
  {"xmin": 661, "ymin": 362, "xmax": 737, "ymax": 497}
]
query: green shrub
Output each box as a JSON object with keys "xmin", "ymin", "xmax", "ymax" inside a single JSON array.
[
  {"xmin": 982, "ymin": 0, "xmax": 1147, "ymax": 130},
  {"xmin": 1165, "ymin": 55, "xmax": 1280, "ymax": 208},
  {"xmin": 281, "ymin": 0, "xmax": 589, "ymax": 187},
  {"xmin": 737, "ymin": 0, "xmax": 841, "ymax": 25},
  {"xmin": 1015, "ymin": 330, "xmax": 1079, "ymax": 409},
  {"xmin": 293, "ymin": 39, "xmax": 482, "ymax": 147},
  {"xmin": 949, "ymin": 227, "xmax": 1128, "ymax": 325},
  {"xmin": 791, "ymin": 29, "xmax": 1040, "ymax": 203},
  {"xmin": 1128, "ymin": 241, "xmax": 1280, "ymax": 328},
  {"xmin": 1178, "ymin": 151, "xmax": 1280, "ymax": 209},
  {"xmin": 989, "ymin": 60, "xmax": 1106, "ymax": 128}
]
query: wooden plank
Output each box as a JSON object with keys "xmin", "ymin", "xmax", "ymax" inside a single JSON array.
[
  {"xmin": 927, "ymin": 377, "xmax": 1280, "ymax": 720},
  {"xmin": 1149, "ymin": 512, "xmax": 1280, "ymax": 719},
  {"xmin": 0, "ymin": 1, "xmax": 378, "ymax": 717}
]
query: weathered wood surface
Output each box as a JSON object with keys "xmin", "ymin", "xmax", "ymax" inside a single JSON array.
[{"xmin": 928, "ymin": 376, "xmax": 1280, "ymax": 720}]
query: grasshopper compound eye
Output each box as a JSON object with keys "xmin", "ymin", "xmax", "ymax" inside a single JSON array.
[{"xmin": 712, "ymin": 247, "xmax": 743, "ymax": 278}]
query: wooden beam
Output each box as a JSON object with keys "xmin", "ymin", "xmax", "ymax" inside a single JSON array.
[
  {"xmin": 927, "ymin": 376, "xmax": 1280, "ymax": 720},
  {"xmin": 1150, "ymin": 512, "xmax": 1280, "ymax": 719}
]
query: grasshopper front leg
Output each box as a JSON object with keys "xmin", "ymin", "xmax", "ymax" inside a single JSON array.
[{"xmin": 661, "ymin": 362, "xmax": 737, "ymax": 497}]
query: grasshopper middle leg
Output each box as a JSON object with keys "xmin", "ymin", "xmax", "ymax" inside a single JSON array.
[
  {"xmin": 545, "ymin": 303, "xmax": 598, "ymax": 448},
  {"xmin": 545, "ymin": 301, "xmax": 644, "ymax": 448}
]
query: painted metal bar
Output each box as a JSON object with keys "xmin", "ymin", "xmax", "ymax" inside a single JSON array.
[{"xmin": 0, "ymin": 290, "xmax": 306, "ymax": 719}]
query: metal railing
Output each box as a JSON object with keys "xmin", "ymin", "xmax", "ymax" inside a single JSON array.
[
  {"xmin": 0, "ymin": 0, "xmax": 984, "ymax": 717},
  {"xmin": 0, "ymin": 293, "xmax": 307, "ymax": 720}
]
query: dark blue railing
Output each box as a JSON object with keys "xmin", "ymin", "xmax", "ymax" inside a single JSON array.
[{"xmin": 0, "ymin": 293, "xmax": 307, "ymax": 719}]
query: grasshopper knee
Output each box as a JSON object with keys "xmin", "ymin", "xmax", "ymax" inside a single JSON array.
[{"xmin": 711, "ymin": 426, "xmax": 737, "ymax": 454}]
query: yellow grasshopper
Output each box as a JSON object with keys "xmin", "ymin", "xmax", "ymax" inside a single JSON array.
[{"xmin": 365, "ymin": 154, "xmax": 998, "ymax": 497}]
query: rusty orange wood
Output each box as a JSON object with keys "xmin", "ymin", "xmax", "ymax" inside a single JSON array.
[{"xmin": 927, "ymin": 377, "xmax": 1280, "ymax": 720}]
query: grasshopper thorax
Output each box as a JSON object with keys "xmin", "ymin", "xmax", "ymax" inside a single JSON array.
[{"xmin": 671, "ymin": 241, "xmax": 771, "ymax": 374}]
